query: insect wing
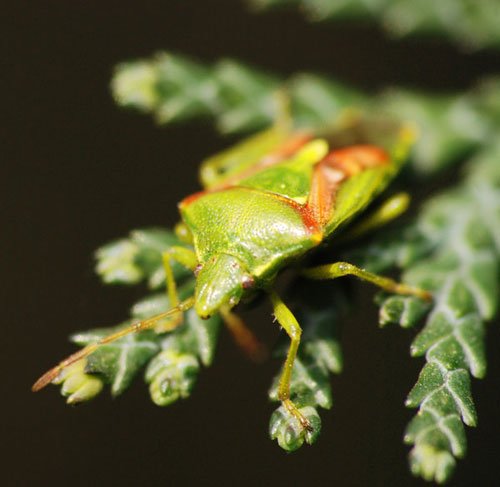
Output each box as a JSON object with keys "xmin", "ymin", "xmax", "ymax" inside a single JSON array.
[{"xmin": 325, "ymin": 128, "xmax": 414, "ymax": 236}]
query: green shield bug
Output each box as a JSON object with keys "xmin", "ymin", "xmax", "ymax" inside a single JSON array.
[{"xmin": 33, "ymin": 119, "xmax": 431, "ymax": 435}]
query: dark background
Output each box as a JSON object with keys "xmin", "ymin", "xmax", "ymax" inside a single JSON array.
[{"xmin": 5, "ymin": 2, "xmax": 500, "ymax": 486}]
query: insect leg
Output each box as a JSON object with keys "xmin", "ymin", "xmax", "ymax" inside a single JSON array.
[
  {"xmin": 269, "ymin": 291, "xmax": 312, "ymax": 431},
  {"xmin": 302, "ymin": 262, "xmax": 432, "ymax": 301},
  {"xmin": 219, "ymin": 307, "xmax": 267, "ymax": 362},
  {"xmin": 161, "ymin": 246, "xmax": 198, "ymax": 332},
  {"xmin": 307, "ymin": 145, "xmax": 390, "ymax": 227},
  {"xmin": 32, "ymin": 297, "xmax": 195, "ymax": 392},
  {"xmin": 337, "ymin": 192, "xmax": 410, "ymax": 244}
]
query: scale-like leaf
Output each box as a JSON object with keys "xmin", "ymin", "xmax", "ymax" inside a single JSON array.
[
  {"xmin": 252, "ymin": 0, "xmax": 500, "ymax": 50},
  {"xmin": 215, "ymin": 59, "xmax": 280, "ymax": 133},
  {"xmin": 110, "ymin": 53, "xmax": 500, "ymax": 176},
  {"xmin": 129, "ymin": 292, "xmax": 221, "ymax": 405},
  {"xmin": 378, "ymin": 295, "xmax": 431, "ymax": 329},
  {"xmin": 299, "ymin": 296, "xmax": 344, "ymax": 376},
  {"xmin": 52, "ymin": 360, "xmax": 104, "ymax": 405},
  {"xmin": 288, "ymin": 73, "xmax": 366, "ymax": 128},
  {"xmin": 72, "ymin": 327, "xmax": 161, "ymax": 396},
  {"xmin": 268, "ymin": 283, "xmax": 343, "ymax": 449},
  {"xmin": 145, "ymin": 350, "xmax": 200, "ymax": 406},
  {"xmin": 269, "ymin": 357, "xmax": 332, "ymax": 410},
  {"xmin": 379, "ymin": 90, "xmax": 484, "ymax": 173},
  {"xmin": 269, "ymin": 405, "xmax": 321, "ymax": 452},
  {"xmin": 346, "ymin": 144, "xmax": 500, "ymax": 482},
  {"xmin": 132, "ymin": 293, "xmax": 221, "ymax": 367},
  {"xmin": 47, "ymin": 48, "xmax": 500, "ymax": 483},
  {"xmin": 95, "ymin": 228, "xmax": 190, "ymax": 289}
]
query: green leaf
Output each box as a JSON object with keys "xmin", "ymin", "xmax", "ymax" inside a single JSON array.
[
  {"xmin": 214, "ymin": 59, "xmax": 280, "ymax": 133},
  {"xmin": 113, "ymin": 52, "xmax": 217, "ymax": 123},
  {"xmin": 131, "ymin": 228, "xmax": 189, "ymax": 288},
  {"xmin": 111, "ymin": 52, "xmax": 500, "ymax": 176},
  {"xmin": 182, "ymin": 309, "xmax": 221, "ymax": 366},
  {"xmin": 269, "ymin": 357, "xmax": 332, "ymax": 410},
  {"xmin": 132, "ymin": 294, "xmax": 222, "ymax": 367},
  {"xmin": 409, "ymin": 444, "xmax": 456, "ymax": 484},
  {"xmin": 405, "ymin": 363, "xmax": 476, "ymax": 427},
  {"xmin": 347, "ymin": 142, "xmax": 500, "ymax": 482},
  {"xmin": 111, "ymin": 59, "xmax": 160, "ymax": 112},
  {"xmin": 411, "ymin": 313, "xmax": 487, "ymax": 378},
  {"xmin": 55, "ymin": 283, "xmax": 221, "ymax": 405},
  {"xmin": 300, "ymin": 304, "xmax": 343, "ymax": 375},
  {"xmin": 154, "ymin": 52, "xmax": 218, "ymax": 124},
  {"xmin": 95, "ymin": 227, "xmax": 191, "ymax": 289},
  {"xmin": 52, "ymin": 360, "xmax": 104, "ymax": 405},
  {"xmin": 268, "ymin": 288, "xmax": 343, "ymax": 412},
  {"xmin": 72, "ymin": 327, "xmax": 160, "ymax": 396},
  {"xmin": 160, "ymin": 308, "xmax": 221, "ymax": 367},
  {"xmin": 269, "ymin": 405, "xmax": 321, "ymax": 451},
  {"xmin": 302, "ymin": 337, "xmax": 342, "ymax": 375},
  {"xmin": 288, "ymin": 73, "xmax": 366, "ymax": 129},
  {"xmin": 267, "ymin": 283, "xmax": 343, "ymax": 451},
  {"xmin": 94, "ymin": 240, "xmax": 144, "ymax": 285},
  {"xmin": 50, "ymin": 54, "xmax": 500, "ymax": 481},
  {"xmin": 380, "ymin": 90, "xmax": 484, "ymax": 173},
  {"xmin": 378, "ymin": 295, "xmax": 431, "ymax": 328},
  {"xmin": 132, "ymin": 292, "xmax": 221, "ymax": 406},
  {"xmin": 253, "ymin": 0, "xmax": 500, "ymax": 50},
  {"xmin": 145, "ymin": 350, "xmax": 200, "ymax": 407}
]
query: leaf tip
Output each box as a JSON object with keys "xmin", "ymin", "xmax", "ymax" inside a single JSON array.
[{"xmin": 269, "ymin": 405, "xmax": 321, "ymax": 452}]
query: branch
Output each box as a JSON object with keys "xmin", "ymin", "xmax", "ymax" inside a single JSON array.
[
  {"xmin": 346, "ymin": 142, "xmax": 500, "ymax": 482},
  {"xmin": 111, "ymin": 51, "xmax": 499, "ymax": 174},
  {"xmin": 251, "ymin": 0, "xmax": 500, "ymax": 50}
]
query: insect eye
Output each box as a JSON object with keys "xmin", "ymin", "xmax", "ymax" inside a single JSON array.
[{"xmin": 241, "ymin": 275, "xmax": 255, "ymax": 290}]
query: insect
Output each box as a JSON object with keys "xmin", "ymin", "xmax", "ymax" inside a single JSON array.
[{"xmin": 33, "ymin": 119, "xmax": 431, "ymax": 433}]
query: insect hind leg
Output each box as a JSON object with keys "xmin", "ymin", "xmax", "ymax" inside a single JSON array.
[{"xmin": 302, "ymin": 262, "xmax": 431, "ymax": 301}]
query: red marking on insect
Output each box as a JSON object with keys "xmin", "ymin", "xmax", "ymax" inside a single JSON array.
[
  {"xmin": 306, "ymin": 145, "xmax": 390, "ymax": 227},
  {"xmin": 180, "ymin": 190, "xmax": 206, "ymax": 207}
]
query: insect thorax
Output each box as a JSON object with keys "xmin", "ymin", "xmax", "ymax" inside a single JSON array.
[{"xmin": 180, "ymin": 186, "xmax": 319, "ymax": 283}]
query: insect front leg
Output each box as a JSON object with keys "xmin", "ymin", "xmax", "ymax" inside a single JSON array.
[
  {"xmin": 161, "ymin": 246, "xmax": 198, "ymax": 332},
  {"xmin": 32, "ymin": 297, "xmax": 195, "ymax": 392},
  {"xmin": 269, "ymin": 291, "xmax": 312, "ymax": 431},
  {"xmin": 302, "ymin": 262, "xmax": 431, "ymax": 301}
]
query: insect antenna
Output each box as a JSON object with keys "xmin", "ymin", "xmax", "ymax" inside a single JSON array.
[{"xmin": 32, "ymin": 296, "xmax": 195, "ymax": 392}]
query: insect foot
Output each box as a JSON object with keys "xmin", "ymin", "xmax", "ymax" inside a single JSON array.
[
  {"xmin": 269, "ymin": 404, "xmax": 321, "ymax": 451},
  {"xmin": 145, "ymin": 350, "xmax": 200, "ymax": 407}
]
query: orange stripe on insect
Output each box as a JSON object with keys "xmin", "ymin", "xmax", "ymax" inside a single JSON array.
[
  {"xmin": 305, "ymin": 145, "xmax": 390, "ymax": 227},
  {"xmin": 328, "ymin": 145, "xmax": 390, "ymax": 171}
]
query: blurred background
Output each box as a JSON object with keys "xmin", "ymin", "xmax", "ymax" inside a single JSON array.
[{"xmin": 5, "ymin": 1, "xmax": 500, "ymax": 485}]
